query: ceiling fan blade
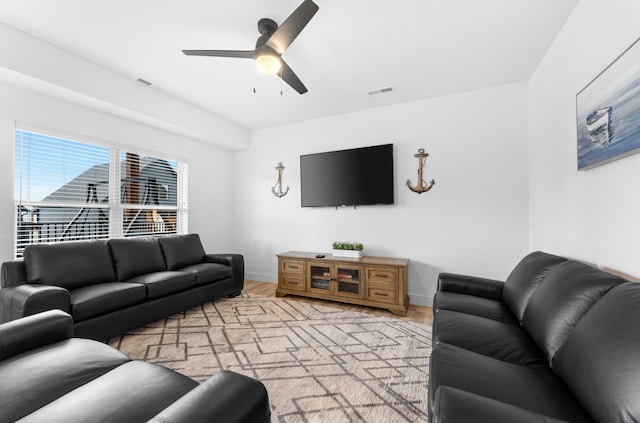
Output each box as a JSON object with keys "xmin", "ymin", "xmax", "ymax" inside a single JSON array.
[
  {"xmin": 278, "ymin": 59, "xmax": 308, "ymax": 94},
  {"xmin": 182, "ymin": 50, "xmax": 255, "ymax": 59},
  {"xmin": 266, "ymin": 0, "xmax": 319, "ymax": 54}
]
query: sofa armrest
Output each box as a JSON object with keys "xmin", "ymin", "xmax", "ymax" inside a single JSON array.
[
  {"xmin": 1, "ymin": 260, "xmax": 28, "ymax": 288},
  {"xmin": 204, "ymin": 254, "xmax": 245, "ymax": 294},
  {"xmin": 437, "ymin": 273, "xmax": 504, "ymax": 301},
  {"xmin": 0, "ymin": 309, "xmax": 73, "ymax": 360},
  {"xmin": 1, "ymin": 284, "xmax": 71, "ymax": 322},
  {"xmin": 433, "ymin": 386, "xmax": 571, "ymax": 423},
  {"xmin": 148, "ymin": 370, "xmax": 270, "ymax": 423}
]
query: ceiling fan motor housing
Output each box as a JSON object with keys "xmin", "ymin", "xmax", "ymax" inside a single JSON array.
[
  {"xmin": 256, "ymin": 18, "xmax": 278, "ymax": 47},
  {"xmin": 255, "ymin": 17, "xmax": 281, "ymax": 73}
]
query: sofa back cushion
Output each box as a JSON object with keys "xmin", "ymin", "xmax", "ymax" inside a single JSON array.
[
  {"xmin": 158, "ymin": 234, "xmax": 205, "ymax": 270},
  {"xmin": 109, "ymin": 237, "xmax": 166, "ymax": 281},
  {"xmin": 24, "ymin": 240, "xmax": 116, "ymax": 291},
  {"xmin": 521, "ymin": 260, "xmax": 625, "ymax": 363},
  {"xmin": 553, "ymin": 282, "xmax": 640, "ymax": 423},
  {"xmin": 502, "ymin": 251, "xmax": 567, "ymax": 323}
]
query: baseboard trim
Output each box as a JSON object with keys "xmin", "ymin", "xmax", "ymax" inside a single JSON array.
[
  {"xmin": 246, "ymin": 272, "xmax": 277, "ymax": 284},
  {"xmin": 408, "ymin": 293, "xmax": 433, "ymax": 307}
]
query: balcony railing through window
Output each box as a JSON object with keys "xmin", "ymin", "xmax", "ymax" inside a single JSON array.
[{"xmin": 14, "ymin": 128, "xmax": 188, "ymax": 258}]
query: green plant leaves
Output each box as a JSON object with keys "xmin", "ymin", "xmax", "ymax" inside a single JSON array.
[{"xmin": 332, "ymin": 241, "xmax": 364, "ymax": 251}]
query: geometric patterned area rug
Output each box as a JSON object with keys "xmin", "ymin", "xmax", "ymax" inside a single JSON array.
[{"xmin": 109, "ymin": 293, "xmax": 432, "ymax": 422}]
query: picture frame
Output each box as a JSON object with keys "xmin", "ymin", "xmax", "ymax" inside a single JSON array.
[{"xmin": 576, "ymin": 36, "xmax": 640, "ymax": 170}]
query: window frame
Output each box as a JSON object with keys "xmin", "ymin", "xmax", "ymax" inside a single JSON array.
[{"xmin": 14, "ymin": 124, "xmax": 189, "ymax": 258}]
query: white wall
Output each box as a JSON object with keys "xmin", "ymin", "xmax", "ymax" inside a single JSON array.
[
  {"xmin": 233, "ymin": 82, "xmax": 531, "ymax": 305},
  {"xmin": 529, "ymin": 0, "xmax": 640, "ymax": 276},
  {"xmin": 0, "ymin": 82, "xmax": 235, "ymax": 263}
]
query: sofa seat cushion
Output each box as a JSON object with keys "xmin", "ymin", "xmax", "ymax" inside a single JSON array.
[
  {"xmin": 433, "ymin": 386, "xmax": 573, "ymax": 423},
  {"xmin": 429, "ymin": 343, "xmax": 591, "ymax": 423},
  {"xmin": 70, "ymin": 283, "xmax": 146, "ymax": 322},
  {"xmin": 433, "ymin": 291, "xmax": 519, "ymax": 326},
  {"xmin": 179, "ymin": 262, "xmax": 232, "ymax": 285},
  {"xmin": 17, "ymin": 361, "xmax": 199, "ymax": 423},
  {"xmin": 0, "ymin": 338, "xmax": 130, "ymax": 423},
  {"xmin": 433, "ymin": 310, "xmax": 548, "ymax": 370},
  {"xmin": 24, "ymin": 240, "xmax": 117, "ymax": 291},
  {"xmin": 128, "ymin": 271, "xmax": 197, "ymax": 299},
  {"xmin": 159, "ymin": 234, "xmax": 206, "ymax": 270},
  {"xmin": 109, "ymin": 237, "xmax": 167, "ymax": 281}
]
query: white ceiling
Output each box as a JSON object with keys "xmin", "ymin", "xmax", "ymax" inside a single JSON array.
[{"xmin": 0, "ymin": 0, "xmax": 578, "ymax": 130}]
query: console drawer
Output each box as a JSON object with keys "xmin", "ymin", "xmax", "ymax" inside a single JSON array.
[
  {"xmin": 367, "ymin": 286, "xmax": 397, "ymax": 304},
  {"xmin": 366, "ymin": 266, "xmax": 398, "ymax": 286},
  {"xmin": 282, "ymin": 260, "xmax": 305, "ymax": 275},
  {"xmin": 281, "ymin": 274, "xmax": 306, "ymax": 291}
]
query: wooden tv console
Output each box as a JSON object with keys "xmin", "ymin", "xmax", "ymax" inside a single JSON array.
[{"xmin": 276, "ymin": 251, "xmax": 409, "ymax": 316}]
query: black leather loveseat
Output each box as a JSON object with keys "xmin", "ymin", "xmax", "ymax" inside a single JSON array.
[
  {"xmin": 0, "ymin": 234, "xmax": 244, "ymax": 341},
  {"xmin": 430, "ymin": 251, "xmax": 640, "ymax": 423},
  {"xmin": 0, "ymin": 309, "xmax": 270, "ymax": 423}
]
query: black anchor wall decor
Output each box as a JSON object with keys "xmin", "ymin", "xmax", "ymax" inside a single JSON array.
[
  {"xmin": 407, "ymin": 148, "xmax": 435, "ymax": 194},
  {"xmin": 271, "ymin": 162, "xmax": 290, "ymax": 198}
]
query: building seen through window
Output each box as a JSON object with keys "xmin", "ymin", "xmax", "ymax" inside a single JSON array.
[{"xmin": 14, "ymin": 129, "xmax": 187, "ymax": 258}]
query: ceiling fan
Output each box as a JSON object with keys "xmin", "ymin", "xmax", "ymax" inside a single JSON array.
[{"xmin": 183, "ymin": 0, "xmax": 319, "ymax": 94}]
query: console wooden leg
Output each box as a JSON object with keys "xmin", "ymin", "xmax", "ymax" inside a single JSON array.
[{"xmin": 389, "ymin": 308, "xmax": 408, "ymax": 317}]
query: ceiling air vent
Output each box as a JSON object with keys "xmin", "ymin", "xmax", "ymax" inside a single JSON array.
[{"xmin": 367, "ymin": 86, "xmax": 395, "ymax": 96}]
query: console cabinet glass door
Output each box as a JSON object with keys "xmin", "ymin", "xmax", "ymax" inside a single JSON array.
[
  {"xmin": 333, "ymin": 264, "xmax": 363, "ymax": 299},
  {"xmin": 308, "ymin": 263, "xmax": 332, "ymax": 294},
  {"xmin": 308, "ymin": 262, "xmax": 364, "ymax": 299}
]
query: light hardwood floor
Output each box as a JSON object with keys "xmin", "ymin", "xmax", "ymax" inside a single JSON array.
[{"xmin": 244, "ymin": 280, "xmax": 434, "ymax": 326}]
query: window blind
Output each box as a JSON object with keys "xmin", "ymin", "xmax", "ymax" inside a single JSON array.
[{"xmin": 14, "ymin": 129, "xmax": 188, "ymax": 258}]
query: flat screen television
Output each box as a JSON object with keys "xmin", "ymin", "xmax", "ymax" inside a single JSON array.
[{"xmin": 300, "ymin": 143, "xmax": 394, "ymax": 207}]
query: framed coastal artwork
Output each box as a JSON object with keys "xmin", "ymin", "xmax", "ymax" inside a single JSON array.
[{"xmin": 576, "ymin": 36, "xmax": 640, "ymax": 170}]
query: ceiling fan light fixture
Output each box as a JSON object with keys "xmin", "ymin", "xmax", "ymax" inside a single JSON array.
[
  {"xmin": 182, "ymin": 0, "xmax": 318, "ymax": 93},
  {"xmin": 255, "ymin": 53, "xmax": 281, "ymax": 75}
]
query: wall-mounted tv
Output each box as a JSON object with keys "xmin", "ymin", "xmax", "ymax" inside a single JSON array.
[{"xmin": 300, "ymin": 143, "xmax": 394, "ymax": 207}]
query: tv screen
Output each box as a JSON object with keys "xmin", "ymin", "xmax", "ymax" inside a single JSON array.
[{"xmin": 300, "ymin": 143, "xmax": 394, "ymax": 207}]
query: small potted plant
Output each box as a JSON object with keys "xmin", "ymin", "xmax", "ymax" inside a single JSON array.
[{"xmin": 332, "ymin": 241, "xmax": 364, "ymax": 258}]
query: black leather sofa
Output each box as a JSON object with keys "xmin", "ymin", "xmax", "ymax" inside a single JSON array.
[
  {"xmin": 429, "ymin": 251, "xmax": 640, "ymax": 422},
  {"xmin": 0, "ymin": 234, "xmax": 244, "ymax": 341},
  {"xmin": 0, "ymin": 309, "xmax": 270, "ymax": 423}
]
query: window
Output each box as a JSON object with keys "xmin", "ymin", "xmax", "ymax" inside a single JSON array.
[
  {"xmin": 14, "ymin": 129, "xmax": 188, "ymax": 258},
  {"xmin": 118, "ymin": 151, "xmax": 183, "ymax": 237}
]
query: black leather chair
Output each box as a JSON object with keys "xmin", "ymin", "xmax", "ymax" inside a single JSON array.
[
  {"xmin": 0, "ymin": 310, "xmax": 270, "ymax": 423},
  {"xmin": 430, "ymin": 251, "xmax": 640, "ymax": 422}
]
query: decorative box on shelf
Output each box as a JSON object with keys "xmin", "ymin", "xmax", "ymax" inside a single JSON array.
[
  {"xmin": 332, "ymin": 249, "xmax": 363, "ymax": 258},
  {"xmin": 331, "ymin": 242, "xmax": 364, "ymax": 258}
]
